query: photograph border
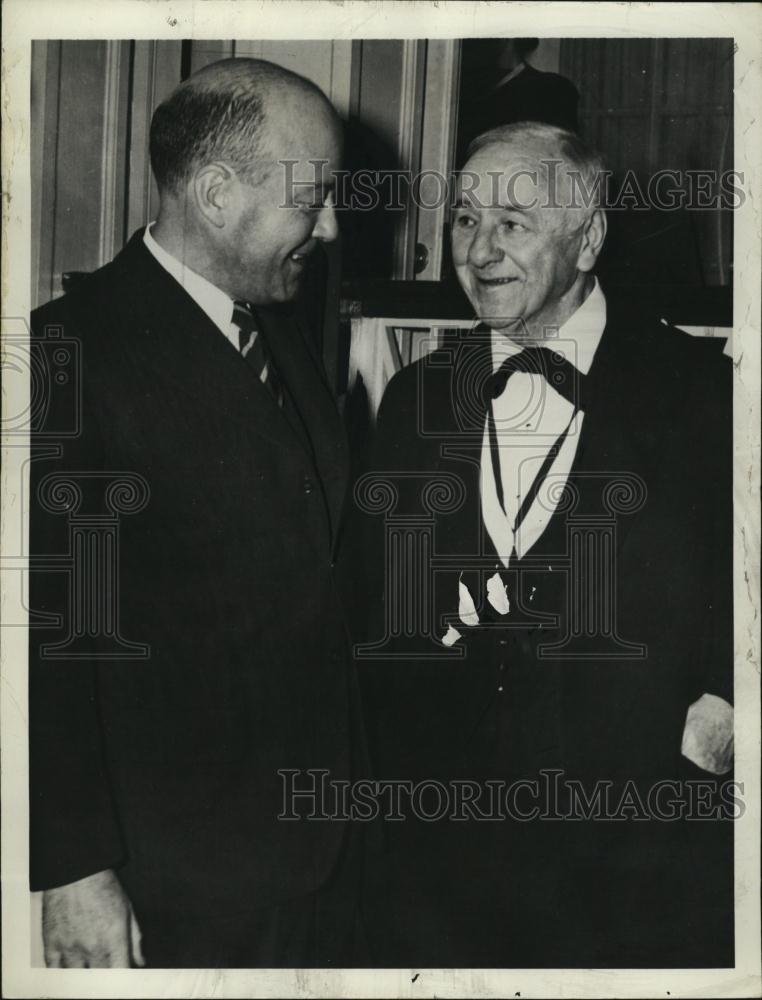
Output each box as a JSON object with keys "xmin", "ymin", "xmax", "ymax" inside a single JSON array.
[{"xmin": 3, "ymin": 2, "xmax": 760, "ymax": 998}]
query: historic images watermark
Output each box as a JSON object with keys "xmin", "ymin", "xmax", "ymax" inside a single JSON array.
[
  {"xmin": 279, "ymin": 768, "xmax": 744, "ymax": 823},
  {"xmin": 353, "ymin": 465, "xmax": 649, "ymax": 662},
  {"xmin": 3, "ymin": 318, "xmax": 151, "ymax": 657},
  {"xmin": 279, "ymin": 159, "xmax": 746, "ymax": 213}
]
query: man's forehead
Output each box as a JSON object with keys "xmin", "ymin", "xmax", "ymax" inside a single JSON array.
[
  {"xmin": 463, "ymin": 141, "xmax": 563, "ymax": 178},
  {"xmin": 457, "ymin": 140, "xmax": 572, "ymax": 205},
  {"xmin": 252, "ymin": 121, "xmax": 341, "ymax": 190},
  {"xmin": 257, "ymin": 111, "xmax": 340, "ymax": 153},
  {"xmin": 465, "ymin": 136, "xmax": 563, "ymax": 172}
]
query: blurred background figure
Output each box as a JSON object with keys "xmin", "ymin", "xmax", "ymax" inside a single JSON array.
[{"xmin": 457, "ymin": 38, "xmax": 579, "ymax": 162}]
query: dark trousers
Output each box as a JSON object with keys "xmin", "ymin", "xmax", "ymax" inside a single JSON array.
[{"xmin": 138, "ymin": 827, "xmax": 366, "ymax": 968}]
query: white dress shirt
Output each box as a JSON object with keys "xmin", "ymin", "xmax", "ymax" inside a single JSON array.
[
  {"xmin": 143, "ymin": 223, "xmax": 241, "ymax": 349},
  {"xmin": 480, "ymin": 277, "xmax": 607, "ymax": 566}
]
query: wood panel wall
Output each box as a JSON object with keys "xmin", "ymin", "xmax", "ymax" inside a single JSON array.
[{"xmin": 560, "ymin": 37, "xmax": 733, "ymax": 288}]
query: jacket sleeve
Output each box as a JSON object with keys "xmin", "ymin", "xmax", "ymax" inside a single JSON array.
[{"xmin": 29, "ymin": 302, "xmax": 126, "ymax": 890}]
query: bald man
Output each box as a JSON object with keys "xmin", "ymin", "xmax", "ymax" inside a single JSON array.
[{"xmin": 30, "ymin": 59, "xmax": 362, "ymax": 967}]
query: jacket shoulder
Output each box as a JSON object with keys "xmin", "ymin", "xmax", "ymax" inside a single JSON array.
[
  {"xmin": 603, "ymin": 305, "xmax": 732, "ymax": 449},
  {"xmin": 641, "ymin": 316, "xmax": 730, "ymax": 390},
  {"xmin": 606, "ymin": 294, "xmax": 730, "ymax": 374},
  {"xmin": 32, "ymin": 256, "xmax": 125, "ymax": 337},
  {"xmin": 377, "ymin": 347, "xmax": 459, "ymax": 426},
  {"xmin": 31, "ymin": 231, "xmax": 152, "ymax": 335}
]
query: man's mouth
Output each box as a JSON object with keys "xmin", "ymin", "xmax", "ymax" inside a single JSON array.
[
  {"xmin": 475, "ymin": 276, "xmax": 517, "ymax": 286},
  {"xmin": 289, "ymin": 242, "xmax": 317, "ymax": 266}
]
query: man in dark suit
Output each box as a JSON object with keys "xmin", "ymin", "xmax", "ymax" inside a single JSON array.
[
  {"xmin": 30, "ymin": 58, "xmax": 362, "ymax": 968},
  {"xmin": 359, "ymin": 122, "xmax": 733, "ymax": 967}
]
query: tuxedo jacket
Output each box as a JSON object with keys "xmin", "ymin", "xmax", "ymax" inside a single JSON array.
[
  {"xmin": 358, "ymin": 295, "xmax": 733, "ymax": 966},
  {"xmin": 29, "ymin": 231, "xmax": 362, "ymax": 929}
]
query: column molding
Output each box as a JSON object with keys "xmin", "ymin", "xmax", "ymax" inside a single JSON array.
[
  {"xmin": 392, "ymin": 39, "xmax": 426, "ymax": 280},
  {"xmin": 98, "ymin": 41, "xmax": 129, "ymax": 266},
  {"xmin": 415, "ymin": 39, "xmax": 461, "ymax": 282},
  {"xmin": 127, "ymin": 41, "xmax": 183, "ymax": 234}
]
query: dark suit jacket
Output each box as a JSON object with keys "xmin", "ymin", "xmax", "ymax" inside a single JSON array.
[
  {"xmin": 358, "ymin": 295, "xmax": 733, "ymax": 966},
  {"xmin": 29, "ymin": 231, "xmax": 361, "ymax": 933}
]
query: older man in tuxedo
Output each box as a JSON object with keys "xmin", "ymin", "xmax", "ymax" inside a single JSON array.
[
  {"xmin": 30, "ymin": 58, "xmax": 362, "ymax": 967},
  {"xmin": 360, "ymin": 122, "xmax": 733, "ymax": 967}
]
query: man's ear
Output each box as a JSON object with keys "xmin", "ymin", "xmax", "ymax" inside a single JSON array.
[
  {"xmin": 577, "ymin": 209, "xmax": 607, "ymax": 273},
  {"xmin": 192, "ymin": 162, "xmax": 235, "ymax": 229}
]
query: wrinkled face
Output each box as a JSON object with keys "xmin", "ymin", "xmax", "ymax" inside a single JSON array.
[
  {"xmin": 452, "ymin": 141, "xmax": 588, "ymax": 337},
  {"xmin": 218, "ymin": 99, "xmax": 341, "ymax": 305}
]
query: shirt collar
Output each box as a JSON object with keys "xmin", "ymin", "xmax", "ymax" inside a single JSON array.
[
  {"xmin": 143, "ymin": 223, "xmax": 237, "ymax": 339},
  {"xmin": 490, "ymin": 277, "xmax": 607, "ymax": 375},
  {"xmin": 492, "ymin": 62, "xmax": 528, "ymax": 92}
]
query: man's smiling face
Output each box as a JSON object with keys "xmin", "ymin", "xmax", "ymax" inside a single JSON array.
[
  {"xmin": 452, "ymin": 139, "xmax": 590, "ymax": 338},
  {"xmin": 220, "ymin": 94, "xmax": 341, "ymax": 306}
]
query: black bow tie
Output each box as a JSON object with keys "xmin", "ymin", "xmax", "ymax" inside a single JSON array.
[
  {"xmin": 483, "ymin": 344, "xmax": 584, "ymax": 410},
  {"xmin": 483, "ymin": 344, "xmax": 585, "ymax": 530}
]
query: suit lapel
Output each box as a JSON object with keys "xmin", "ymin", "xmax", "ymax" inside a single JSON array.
[
  {"xmin": 108, "ymin": 232, "xmax": 348, "ymax": 546},
  {"xmin": 429, "ymin": 333, "xmax": 494, "ymax": 621},
  {"xmin": 109, "ymin": 233, "xmax": 304, "ymax": 454},
  {"xmin": 258, "ymin": 306, "xmax": 349, "ymax": 545},
  {"xmin": 562, "ymin": 308, "xmax": 672, "ymax": 557}
]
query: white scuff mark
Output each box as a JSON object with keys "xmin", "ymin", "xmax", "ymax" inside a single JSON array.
[
  {"xmin": 441, "ymin": 625, "xmax": 462, "ymax": 647},
  {"xmin": 458, "ymin": 579, "xmax": 479, "ymax": 626},
  {"xmin": 681, "ymin": 693, "xmax": 734, "ymax": 775},
  {"xmin": 486, "ymin": 572, "xmax": 510, "ymax": 615}
]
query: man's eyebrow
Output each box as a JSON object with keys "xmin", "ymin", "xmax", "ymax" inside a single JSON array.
[
  {"xmin": 495, "ymin": 201, "xmax": 531, "ymax": 214},
  {"xmin": 292, "ymin": 180, "xmax": 335, "ymax": 197},
  {"xmin": 452, "ymin": 196, "xmax": 531, "ymax": 214}
]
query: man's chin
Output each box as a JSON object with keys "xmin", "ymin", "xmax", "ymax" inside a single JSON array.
[
  {"xmin": 476, "ymin": 310, "xmax": 525, "ymax": 332},
  {"xmin": 467, "ymin": 290, "xmax": 523, "ymax": 330},
  {"xmin": 248, "ymin": 281, "xmax": 302, "ymax": 308}
]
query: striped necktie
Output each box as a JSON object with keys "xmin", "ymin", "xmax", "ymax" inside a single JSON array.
[{"xmin": 231, "ymin": 300, "xmax": 282, "ymax": 406}]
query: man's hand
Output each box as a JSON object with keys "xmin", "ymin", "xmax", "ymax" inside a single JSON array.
[{"xmin": 42, "ymin": 868, "xmax": 146, "ymax": 968}]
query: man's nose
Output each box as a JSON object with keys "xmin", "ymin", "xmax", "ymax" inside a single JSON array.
[
  {"xmin": 312, "ymin": 199, "xmax": 339, "ymax": 243},
  {"xmin": 468, "ymin": 224, "xmax": 503, "ymax": 268}
]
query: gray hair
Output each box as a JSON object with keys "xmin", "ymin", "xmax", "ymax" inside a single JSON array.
[
  {"xmin": 466, "ymin": 121, "xmax": 607, "ymax": 215},
  {"xmin": 149, "ymin": 58, "xmax": 334, "ymax": 194}
]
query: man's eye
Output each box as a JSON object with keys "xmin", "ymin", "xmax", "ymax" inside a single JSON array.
[
  {"xmin": 297, "ymin": 191, "xmax": 335, "ymax": 213},
  {"xmin": 454, "ymin": 214, "xmax": 476, "ymax": 229},
  {"xmin": 501, "ymin": 219, "xmax": 526, "ymax": 233}
]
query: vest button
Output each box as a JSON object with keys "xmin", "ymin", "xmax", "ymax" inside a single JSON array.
[{"xmin": 303, "ymin": 476, "xmax": 314, "ymax": 494}]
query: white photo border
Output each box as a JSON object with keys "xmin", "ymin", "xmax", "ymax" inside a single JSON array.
[{"xmin": 2, "ymin": 2, "xmax": 760, "ymax": 997}]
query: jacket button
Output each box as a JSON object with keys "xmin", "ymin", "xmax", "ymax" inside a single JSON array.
[{"xmin": 303, "ymin": 476, "xmax": 314, "ymax": 494}]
